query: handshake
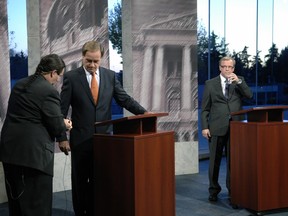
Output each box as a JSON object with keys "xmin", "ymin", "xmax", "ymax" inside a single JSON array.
[{"xmin": 64, "ymin": 118, "xmax": 73, "ymax": 131}]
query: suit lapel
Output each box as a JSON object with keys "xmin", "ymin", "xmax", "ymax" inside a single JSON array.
[
  {"xmin": 215, "ymin": 76, "xmax": 225, "ymax": 99},
  {"xmin": 98, "ymin": 67, "xmax": 108, "ymax": 104},
  {"xmin": 228, "ymin": 84, "xmax": 236, "ymax": 100},
  {"xmin": 98, "ymin": 67, "xmax": 103, "ymax": 102},
  {"xmin": 78, "ymin": 68, "xmax": 95, "ymax": 105}
]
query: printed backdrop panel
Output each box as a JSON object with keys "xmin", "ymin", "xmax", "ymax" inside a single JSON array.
[{"xmin": 130, "ymin": 0, "xmax": 198, "ymax": 142}]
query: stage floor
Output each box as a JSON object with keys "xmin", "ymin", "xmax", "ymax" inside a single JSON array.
[{"xmin": 0, "ymin": 158, "xmax": 287, "ymax": 216}]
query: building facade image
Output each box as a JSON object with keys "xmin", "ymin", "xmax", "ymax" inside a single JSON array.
[
  {"xmin": 39, "ymin": 0, "xmax": 109, "ymax": 73},
  {"xmin": 130, "ymin": 1, "xmax": 198, "ymax": 142}
]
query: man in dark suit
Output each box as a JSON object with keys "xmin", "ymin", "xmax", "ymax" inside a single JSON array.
[
  {"xmin": 58, "ymin": 41, "xmax": 148, "ymax": 216},
  {"xmin": 201, "ymin": 56, "xmax": 253, "ymax": 202},
  {"xmin": 0, "ymin": 54, "xmax": 72, "ymax": 216}
]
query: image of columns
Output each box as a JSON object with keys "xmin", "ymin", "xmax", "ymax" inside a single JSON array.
[{"xmin": 128, "ymin": 0, "xmax": 198, "ymax": 142}]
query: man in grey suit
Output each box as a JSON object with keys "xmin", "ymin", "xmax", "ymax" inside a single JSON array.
[
  {"xmin": 201, "ymin": 56, "xmax": 253, "ymax": 202},
  {"xmin": 58, "ymin": 41, "xmax": 148, "ymax": 216}
]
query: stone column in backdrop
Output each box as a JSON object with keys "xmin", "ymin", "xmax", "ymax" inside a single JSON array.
[
  {"xmin": 0, "ymin": 0, "xmax": 11, "ymax": 204},
  {"xmin": 122, "ymin": 0, "xmax": 198, "ymax": 174}
]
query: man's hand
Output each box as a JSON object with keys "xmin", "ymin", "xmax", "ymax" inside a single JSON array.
[
  {"xmin": 227, "ymin": 73, "xmax": 240, "ymax": 83},
  {"xmin": 58, "ymin": 140, "xmax": 70, "ymax": 155},
  {"xmin": 64, "ymin": 118, "xmax": 73, "ymax": 131},
  {"xmin": 144, "ymin": 111, "xmax": 154, "ymax": 114},
  {"xmin": 202, "ymin": 129, "xmax": 211, "ymax": 140}
]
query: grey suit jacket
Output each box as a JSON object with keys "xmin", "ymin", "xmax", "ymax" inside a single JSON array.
[
  {"xmin": 59, "ymin": 66, "xmax": 147, "ymax": 147},
  {"xmin": 0, "ymin": 75, "xmax": 66, "ymax": 176},
  {"xmin": 201, "ymin": 75, "xmax": 253, "ymax": 136}
]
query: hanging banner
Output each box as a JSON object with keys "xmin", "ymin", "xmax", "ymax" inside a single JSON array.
[
  {"xmin": 39, "ymin": 0, "xmax": 109, "ymax": 73},
  {"xmin": 130, "ymin": 0, "xmax": 198, "ymax": 142}
]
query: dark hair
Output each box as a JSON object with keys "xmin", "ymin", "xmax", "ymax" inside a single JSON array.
[
  {"xmin": 35, "ymin": 54, "xmax": 66, "ymax": 75},
  {"xmin": 25, "ymin": 54, "xmax": 65, "ymax": 89},
  {"xmin": 82, "ymin": 41, "xmax": 104, "ymax": 57}
]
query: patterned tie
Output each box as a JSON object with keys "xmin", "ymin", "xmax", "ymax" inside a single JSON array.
[
  {"xmin": 91, "ymin": 72, "xmax": 99, "ymax": 104},
  {"xmin": 225, "ymin": 79, "xmax": 229, "ymax": 99}
]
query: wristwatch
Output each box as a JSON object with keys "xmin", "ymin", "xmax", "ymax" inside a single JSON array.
[{"xmin": 237, "ymin": 79, "xmax": 242, "ymax": 84}]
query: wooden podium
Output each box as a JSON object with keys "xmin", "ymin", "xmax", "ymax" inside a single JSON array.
[
  {"xmin": 93, "ymin": 113, "xmax": 175, "ymax": 216},
  {"xmin": 230, "ymin": 106, "xmax": 288, "ymax": 213}
]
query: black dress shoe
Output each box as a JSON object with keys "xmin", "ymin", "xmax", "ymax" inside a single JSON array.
[{"xmin": 208, "ymin": 194, "xmax": 218, "ymax": 202}]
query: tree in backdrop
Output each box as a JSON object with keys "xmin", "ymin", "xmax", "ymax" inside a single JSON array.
[
  {"xmin": 197, "ymin": 26, "xmax": 228, "ymax": 84},
  {"xmin": 10, "ymin": 51, "xmax": 28, "ymax": 80},
  {"xmin": 197, "ymin": 26, "xmax": 209, "ymax": 84},
  {"xmin": 108, "ymin": 2, "xmax": 124, "ymax": 115},
  {"xmin": 232, "ymin": 46, "xmax": 251, "ymax": 78},
  {"xmin": 249, "ymin": 52, "xmax": 263, "ymax": 84},
  {"xmin": 9, "ymin": 31, "xmax": 28, "ymax": 86},
  {"xmin": 262, "ymin": 43, "xmax": 279, "ymax": 85},
  {"xmin": 277, "ymin": 46, "xmax": 288, "ymax": 84},
  {"xmin": 108, "ymin": 2, "xmax": 122, "ymax": 55},
  {"xmin": 277, "ymin": 46, "xmax": 288, "ymax": 103}
]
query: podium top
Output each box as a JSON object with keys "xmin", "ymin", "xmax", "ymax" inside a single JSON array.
[
  {"xmin": 231, "ymin": 105, "xmax": 288, "ymax": 122},
  {"xmin": 95, "ymin": 112, "xmax": 168, "ymax": 135}
]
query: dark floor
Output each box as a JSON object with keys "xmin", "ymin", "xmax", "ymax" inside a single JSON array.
[{"xmin": 1, "ymin": 158, "xmax": 288, "ymax": 216}]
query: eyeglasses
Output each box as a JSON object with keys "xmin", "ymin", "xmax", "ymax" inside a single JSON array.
[{"xmin": 220, "ymin": 65, "xmax": 234, "ymax": 69}]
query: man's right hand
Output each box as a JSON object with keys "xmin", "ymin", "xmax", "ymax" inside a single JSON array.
[
  {"xmin": 58, "ymin": 140, "xmax": 70, "ymax": 155},
  {"xmin": 202, "ymin": 129, "xmax": 211, "ymax": 140}
]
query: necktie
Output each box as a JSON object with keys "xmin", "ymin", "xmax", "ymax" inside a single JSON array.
[
  {"xmin": 225, "ymin": 79, "xmax": 229, "ymax": 99},
  {"xmin": 91, "ymin": 72, "xmax": 99, "ymax": 104}
]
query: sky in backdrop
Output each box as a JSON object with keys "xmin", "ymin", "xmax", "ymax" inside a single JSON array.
[
  {"xmin": 198, "ymin": 0, "xmax": 288, "ymax": 60},
  {"xmin": 7, "ymin": 0, "xmax": 288, "ymax": 65}
]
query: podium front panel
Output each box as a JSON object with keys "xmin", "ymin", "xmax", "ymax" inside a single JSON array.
[
  {"xmin": 230, "ymin": 121, "xmax": 288, "ymax": 212},
  {"xmin": 93, "ymin": 131, "xmax": 175, "ymax": 216}
]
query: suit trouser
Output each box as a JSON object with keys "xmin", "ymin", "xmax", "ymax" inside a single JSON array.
[
  {"xmin": 71, "ymin": 138, "xmax": 94, "ymax": 216},
  {"xmin": 2, "ymin": 163, "xmax": 52, "ymax": 216},
  {"xmin": 208, "ymin": 133, "xmax": 230, "ymax": 196}
]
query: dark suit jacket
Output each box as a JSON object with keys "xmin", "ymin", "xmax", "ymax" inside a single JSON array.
[
  {"xmin": 0, "ymin": 75, "xmax": 66, "ymax": 176},
  {"xmin": 201, "ymin": 75, "xmax": 253, "ymax": 136},
  {"xmin": 59, "ymin": 66, "xmax": 146, "ymax": 147}
]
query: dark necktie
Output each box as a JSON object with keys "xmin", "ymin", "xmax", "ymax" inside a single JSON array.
[
  {"xmin": 225, "ymin": 79, "xmax": 229, "ymax": 99},
  {"xmin": 91, "ymin": 72, "xmax": 99, "ymax": 104}
]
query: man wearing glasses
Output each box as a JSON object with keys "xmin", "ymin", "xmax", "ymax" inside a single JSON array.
[{"xmin": 201, "ymin": 56, "xmax": 253, "ymax": 202}]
